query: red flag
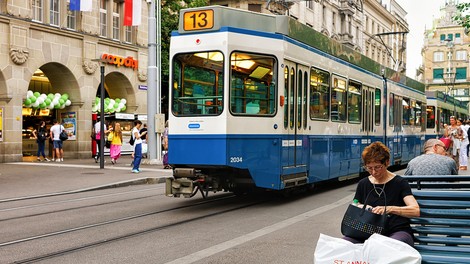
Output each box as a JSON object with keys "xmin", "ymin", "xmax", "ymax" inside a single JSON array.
[{"xmin": 124, "ymin": 0, "xmax": 141, "ymax": 26}]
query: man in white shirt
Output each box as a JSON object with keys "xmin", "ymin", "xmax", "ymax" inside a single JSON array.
[{"xmin": 50, "ymin": 119, "xmax": 64, "ymax": 162}]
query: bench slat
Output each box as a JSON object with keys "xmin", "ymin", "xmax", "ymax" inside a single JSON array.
[
  {"xmin": 414, "ymin": 235, "xmax": 470, "ymax": 246},
  {"xmin": 411, "ymin": 217, "xmax": 470, "ymax": 227},
  {"xmin": 413, "ymin": 190, "xmax": 470, "ymax": 200},
  {"xmin": 420, "ymin": 252, "xmax": 470, "ymax": 264},
  {"xmin": 419, "ymin": 208, "xmax": 470, "ymax": 218},
  {"xmin": 413, "ymin": 226, "xmax": 470, "ymax": 236},
  {"xmin": 418, "ymin": 199, "xmax": 470, "ymax": 208}
]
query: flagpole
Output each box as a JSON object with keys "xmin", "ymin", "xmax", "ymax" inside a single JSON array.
[{"xmin": 146, "ymin": 0, "xmax": 161, "ymax": 164}]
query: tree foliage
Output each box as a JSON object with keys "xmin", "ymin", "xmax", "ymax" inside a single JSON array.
[
  {"xmin": 161, "ymin": 0, "xmax": 208, "ymax": 81},
  {"xmin": 454, "ymin": 3, "xmax": 470, "ymax": 33}
]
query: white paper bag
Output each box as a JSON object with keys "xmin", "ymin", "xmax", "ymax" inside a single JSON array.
[
  {"xmin": 363, "ymin": 234, "xmax": 421, "ymax": 264},
  {"xmin": 314, "ymin": 233, "xmax": 363, "ymax": 264}
]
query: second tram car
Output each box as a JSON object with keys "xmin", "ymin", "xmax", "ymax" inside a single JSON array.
[{"xmin": 166, "ymin": 6, "xmax": 428, "ymax": 198}]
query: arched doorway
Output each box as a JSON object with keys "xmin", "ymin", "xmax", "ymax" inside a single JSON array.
[{"xmin": 22, "ymin": 63, "xmax": 80, "ymax": 160}]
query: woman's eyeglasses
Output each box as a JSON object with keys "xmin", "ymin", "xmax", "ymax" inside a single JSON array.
[{"xmin": 363, "ymin": 165, "xmax": 385, "ymax": 172}]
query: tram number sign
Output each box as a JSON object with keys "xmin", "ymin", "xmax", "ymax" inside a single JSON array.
[{"xmin": 183, "ymin": 10, "xmax": 214, "ymax": 31}]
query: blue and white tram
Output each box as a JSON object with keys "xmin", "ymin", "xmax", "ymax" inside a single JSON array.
[
  {"xmin": 425, "ymin": 90, "xmax": 469, "ymax": 140},
  {"xmin": 166, "ymin": 6, "xmax": 426, "ymax": 198}
]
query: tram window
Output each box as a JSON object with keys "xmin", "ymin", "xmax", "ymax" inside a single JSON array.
[
  {"xmin": 303, "ymin": 73, "xmax": 308, "ymax": 129},
  {"xmin": 402, "ymin": 98, "xmax": 411, "ymax": 125},
  {"xmin": 389, "ymin": 93, "xmax": 394, "ymax": 126},
  {"xmin": 298, "ymin": 70, "xmax": 303, "ymax": 129},
  {"xmin": 289, "ymin": 68, "xmax": 295, "ymax": 128},
  {"xmin": 331, "ymin": 76, "xmax": 347, "ymax": 122},
  {"xmin": 426, "ymin": 106, "xmax": 436, "ymax": 129},
  {"xmin": 374, "ymin": 88, "xmax": 381, "ymax": 125},
  {"xmin": 414, "ymin": 101, "xmax": 422, "ymax": 127},
  {"xmin": 284, "ymin": 67, "xmax": 289, "ymax": 128},
  {"xmin": 229, "ymin": 52, "xmax": 277, "ymax": 116},
  {"xmin": 309, "ymin": 67, "xmax": 329, "ymax": 120},
  {"xmin": 171, "ymin": 51, "xmax": 224, "ymax": 116},
  {"xmin": 347, "ymin": 80, "xmax": 361, "ymax": 123}
]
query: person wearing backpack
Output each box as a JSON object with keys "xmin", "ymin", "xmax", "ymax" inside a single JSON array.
[
  {"xmin": 131, "ymin": 120, "xmax": 147, "ymax": 173},
  {"xmin": 32, "ymin": 121, "xmax": 50, "ymax": 162},
  {"xmin": 50, "ymin": 119, "xmax": 65, "ymax": 162}
]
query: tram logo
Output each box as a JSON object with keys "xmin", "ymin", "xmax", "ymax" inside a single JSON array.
[{"xmin": 101, "ymin": 53, "xmax": 138, "ymax": 70}]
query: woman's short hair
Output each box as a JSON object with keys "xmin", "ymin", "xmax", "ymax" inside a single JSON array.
[{"xmin": 362, "ymin": 141, "xmax": 390, "ymax": 165}]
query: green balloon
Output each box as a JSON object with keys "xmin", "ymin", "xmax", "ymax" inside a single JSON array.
[
  {"xmin": 113, "ymin": 103, "xmax": 119, "ymax": 108},
  {"xmin": 54, "ymin": 104, "xmax": 60, "ymax": 109},
  {"xmin": 45, "ymin": 98, "xmax": 51, "ymax": 105},
  {"xmin": 30, "ymin": 96, "xmax": 37, "ymax": 103},
  {"xmin": 39, "ymin": 102, "xmax": 47, "ymax": 109},
  {"xmin": 59, "ymin": 99, "xmax": 65, "ymax": 105},
  {"xmin": 62, "ymin": 93, "xmax": 69, "ymax": 100},
  {"xmin": 48, "ymin": 93, "xmax": 54, "ymax": 99},
  {"xmin": 24, "ymin": 98, "xmax": 32, "ymax": 105},
  {"xmin": 121, "ymin": 106, "xmax": 126, "ymax": 111},
  {"xmin": 33, "ymin": 92, "xmax": 40, "ymax": 98},
  {"xmin": 115, "ymin": 98, "xmax": 121, "ymax": 103}
]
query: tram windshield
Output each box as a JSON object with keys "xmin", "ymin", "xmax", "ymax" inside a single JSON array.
[{"xmin": 171, "ymin": 51, "xmax": 224, "ymax": 116}]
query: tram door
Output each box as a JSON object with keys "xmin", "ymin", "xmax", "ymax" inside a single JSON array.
[
  {"xmin": 361, "ymin": 86, "xmax": 375, "ymax": 141},
  {"xmin": 391, "ymin": 94, "xmax": 403, "ymax": 162},
  {"xmin": 282, "ymin": 61, "xmax": 308, "ymax": 175}
]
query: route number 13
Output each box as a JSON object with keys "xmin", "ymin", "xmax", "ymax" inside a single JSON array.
[{"xmin": 183, "ymin": 10, "xmax": 214, "ymax": 31}]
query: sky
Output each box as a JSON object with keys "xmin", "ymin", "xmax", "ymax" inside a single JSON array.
[{"xmin": 394, "ymin": 0, "xmax": 448, "ymax": 78}]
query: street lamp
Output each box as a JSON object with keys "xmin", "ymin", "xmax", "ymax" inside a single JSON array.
[{"xmin": 92, "ymin": 58, "xmax": 106, "ymax": 169}]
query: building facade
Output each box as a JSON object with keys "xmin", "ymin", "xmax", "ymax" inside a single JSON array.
[
  {"xmin": 209, "ymin": 0, "xmax": 408, "ymax": 72},
  {"xmin": 0, "ymin": 0, "xmax": 149, "ymax": 162},
  {"xmin": 421, "ymin": 0, "xmax": 470, "ymax": 102}
]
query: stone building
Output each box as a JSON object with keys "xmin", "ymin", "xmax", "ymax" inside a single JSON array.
[
  {"xmin": 0, "ymin": 0, "xmax": 149, "ymax": 162},
  {"xmin": 209, "ymin": 0, "xmax": 409, "ymax": 72},
  {"xmin": 421, "ymin": 0, "xmax": 470, "ymax": 102}
]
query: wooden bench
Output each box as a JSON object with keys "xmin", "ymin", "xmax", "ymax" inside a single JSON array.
[{"xmin": 403, "ymin": 175, "xmax": 470, "ymax": 264}]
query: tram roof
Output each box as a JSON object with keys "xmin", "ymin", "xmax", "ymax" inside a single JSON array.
[{"xmin": 177, "ymin": 5, "xmax": 425, "ymax": 93}]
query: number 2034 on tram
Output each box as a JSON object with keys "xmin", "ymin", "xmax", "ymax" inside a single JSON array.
[{"xmin": 165, "ymin": 6, "xmax": 427, "ymax": 198}]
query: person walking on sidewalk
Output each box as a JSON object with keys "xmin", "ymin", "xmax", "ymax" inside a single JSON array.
[
  {"xmin": 131, "ymin": 120, "xmax": 147, "ymax": 173},
  {"xmin": 32, "ymin": 121, "xmax": 50, "ymax": 161},
  {"xmin": 50, "ymin": 119, "xmax": 64, "ymax": 162},
  {"xmin": 93, "ymin": 118, "xmax": 110, "ymax": 163},
  {"xmin": 109, "ymin": 122, "xmax": 123, "ymax": 164}
]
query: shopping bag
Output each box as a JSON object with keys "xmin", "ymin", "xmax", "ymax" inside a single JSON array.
[
  {"xmin": 313, "ymin": 234, "xmax": 363, "ymax": 264},
  {"xmin": 142, "ymin": 143, "xmax": 148, "ymax": 154},
  {"xmin": 363, "ymin": 234, "xmax": 421, "ymax": 264}
]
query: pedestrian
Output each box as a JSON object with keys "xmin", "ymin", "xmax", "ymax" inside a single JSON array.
[
  {"xmin": 404, "ymin": 138, "xmax": 458, "ymax": 175},
  {"xmin": 93, "ymin": 118, "xmax": 110, "ymax": 163},
  {"xmin": 444, "ymin": 116, "xmax": 463, "ymax": 168},
  {"xmin": 32, "ymin": 121, "xmax": 50, "ymax": 161},
  {"xmin": 50, "ymin": 119, "xmax": 64, "ymax": 162},
  {"xmin": 131, "ymin": 120, "xmax": 147, "ymax": 173},
  {"xmin": 162, "ymin": 120, "xmax": 170, "ymax": 169},
  {"xmin": 140, "ymin": 123, "xmax": 148, "ymax": 158},
  {"xmin": 343, "ymin": 141, "xmax": 420, "ymax": 247},
  {"xmin": 109, "ymin": 122, "xmax": 123, "ymax": 164},
  {"xmin": 457, "ymin": 118, "xmax": 468, "ymax": 170}
]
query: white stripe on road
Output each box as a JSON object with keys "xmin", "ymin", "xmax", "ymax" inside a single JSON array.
[{"xmin": 164, "ymin": 194, "xmax": 354, "ymax": 264}]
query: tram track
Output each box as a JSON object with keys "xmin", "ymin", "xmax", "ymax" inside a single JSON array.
[
  {"xmin": 4, "ymin": 194, "xmax": 265, "ymax": 264},
  {"xmin": 0, "ymin": 188, "xmax": 163, "ymax": 222}
]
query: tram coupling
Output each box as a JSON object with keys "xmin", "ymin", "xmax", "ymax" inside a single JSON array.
[{"xmin": 165, "ymin": 168, "xmax": 219, "ymax": 198}]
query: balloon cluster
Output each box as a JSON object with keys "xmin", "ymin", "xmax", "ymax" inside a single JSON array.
[
  {"xmin": 24, "ymin": 91, "xmax": 71, "ymax": 109},
  {"xmin": 92, "ymin": 97, "xmax": 127, "ymax": 113}
]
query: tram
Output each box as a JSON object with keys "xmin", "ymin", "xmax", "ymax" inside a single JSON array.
[
  {"xmin": 166, "ymin": 6, "xmax": 427, "ymax": 198},
  {"xmin": 425, "ymin": 90, "xmax": 469, "ymax": 141}
]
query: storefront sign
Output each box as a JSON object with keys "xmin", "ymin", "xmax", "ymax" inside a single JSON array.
[
  {"xmin": 101, "ymin": 53, "xmax": 138, "ymax": 70},
  {"xmin": 61, "ymin": 112, "xmax": 77, "ymax": 140},
  {"xmin": 0, "ymin": 108, "xmax": 3, "ymax": 142}
]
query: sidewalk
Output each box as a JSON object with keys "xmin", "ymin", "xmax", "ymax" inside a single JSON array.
[{"xmin": 0, "ymin": 155, "xmax": 173, "ymax": 201}]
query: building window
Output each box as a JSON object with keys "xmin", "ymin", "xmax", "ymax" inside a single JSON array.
[
  {"xmin": 433, "ymin": 51, "xmax": 444, "ymax": 62},
  {"xmin": 440, "ymin": 34, "xmax": 445, "ymax": 41},
  {"xmin": 456, "ymin": 33, "xmax": 461, "ymax": 40},
  {"xmin": 125, "ymin": 27, "xmax": 132, "ymax": 43},
  {"xmin": 33, "ymin": 0, "xmax": 43, "ymax": 22},
  {"xmin": 112, "ymin": 0, "xmax": 120, "ymax": 40},
  {"xmin": 456, "ymin": 50, "xmax": 467, "ymax": 61},
  {"xmin": 100, "ymin": 0, "xmax": 107, "ymax": 37},
  {"xmin": 248, "ymin": 4, "xmax": 261, "ymax": 12},
  {"xmin": 67, "ymin": 3, "xmax": 77, "ymax": 30},
  {"xmin": 456, "ymin": 67, "xmax": 467, "ymax": 80},
  {"xmin": 306, "ymin": 0, "xmax": 314, "ymax": 9},
  {"xmin": 322, "ymin": 5, "xmax": 326, "ymax": 25},
  {"xmin": 433, "ymin": 68, "xmax": 444, "ymax": 79},
  {"xmin": 332, "ymin": 12, "xmax": 336, "ymax": 32},
  {"xmin": 447, "ymin": 33, "xmax": 453, "ymax": 41},
  {"xmin": 50, "ymin": 0, "xmax": 60, "ymax": 26}
]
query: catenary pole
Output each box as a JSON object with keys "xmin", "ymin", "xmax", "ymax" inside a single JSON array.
[{"xmin": 146, "ymin": 0, "xmax": 161, "ymax": 163}]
